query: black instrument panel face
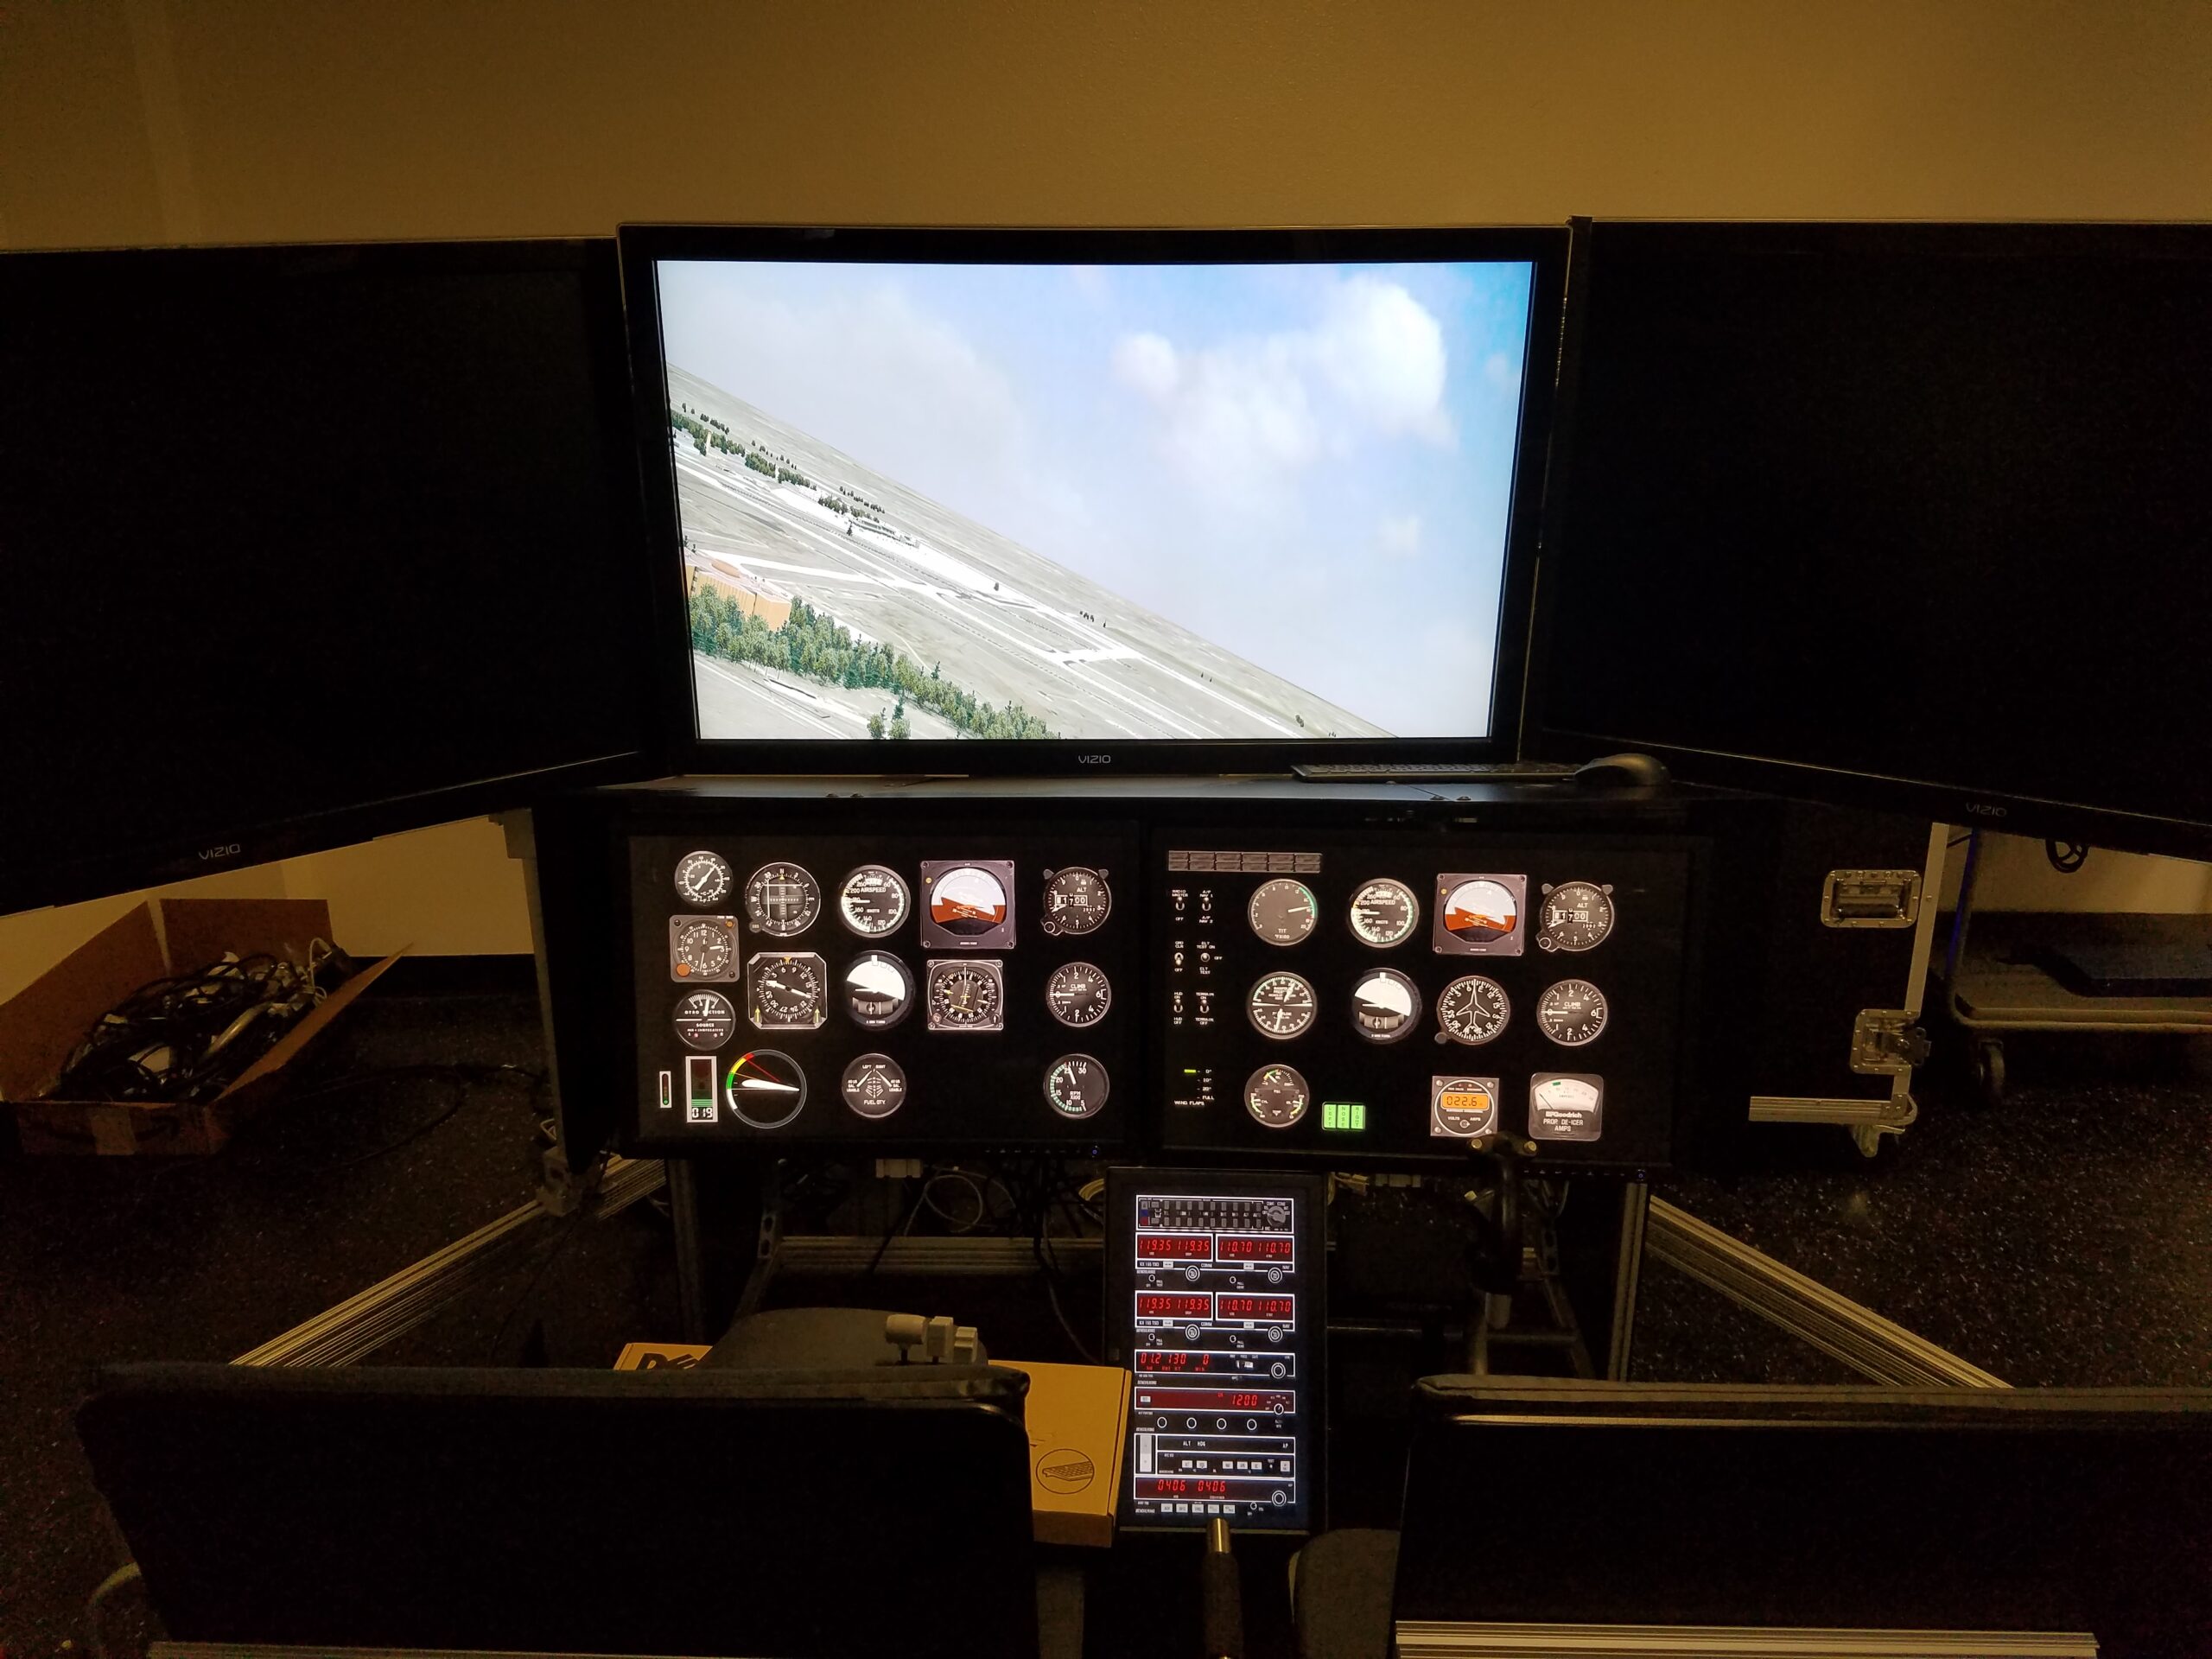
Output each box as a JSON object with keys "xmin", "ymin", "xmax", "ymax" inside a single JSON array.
[
  {"xmin": 627, "ymin": 825, "xmax": 1139, "ymax": 1150},
  {"xmin": 1152, "ymin": 833, "xmax": 1693, "ymax": 1172},
  {"xmin": 1106, "ymin": 1167, "xmax": 1327, "ymax": 1534}
]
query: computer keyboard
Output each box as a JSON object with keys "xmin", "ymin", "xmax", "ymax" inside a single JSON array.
[{"xmin": 1292, "ymin": 760, "xmax": 1577, "ymax": 780}]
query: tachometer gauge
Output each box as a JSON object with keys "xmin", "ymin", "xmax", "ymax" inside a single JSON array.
[
  {"xmin": 672, "ymin": 989, "xmax": 737, "ymax": 1050},
  {"xmin": 668, "ymin": 915, "xmax": 738, "ymax": 982},
  {"xmin": 1435, "ymin": 975, "xmax": 1510, "ymax": 1046},
  {"xmin": 1348, "ymin": 878, "xmax": 1419, "ymax": 948},
  {"xmin": 1244, "ymin": 1064, "xmax": 1310, "ymax": 1130},
  {"xmin": 746, "ymin": 951, "xmax": 828, "ymax": 1031},
  {"xmin": 1535, "ymin": 979, "xmax": 1609, "ymax": 1046},
  {"xmin": 837, "ymin": 865, "xmax": 911, "ymax": 938},
  {"xmin": 843, "ymin": 950, "xmax": 913, "ymax": 1030},
  {"xmin": 1351, "ymin": 967, "xmax": 1422, "ymax": 1044},
  {"xmin": 1247, "ymin": 971, "xmax": 1318, "ymax": 1039},
  {"xmin": 1042, "ymin": 868, "xmax": 1111, "ymax": 937},
  {"xmin": 1249, "ymin": 878, "xmax": 1319, "ymax": 946},
  {"xmin": 926, "ymin": 958, "xmax": 1004, "ymax": 1031},
  {"xmin": 673, "ymin": 850, "xmax": 734, "ymax": 907},
  {"xmin": 725, "ymin": 1048, "xmax": 806, "ymax": 1129},
  {"xmin": 1537, "ymin": 880, "xmax": 1615, "ymax": 953},
  {"xmin": 921, "ymin": 860, "xmax": 1015, "ymax": 949},
  {"xmin": 1046, "ymin": 961, "xmax": 1112, "ymax": 1028},
  {"xmin": 1430, "ymin": 1076, "xmax": 1500, "ymax": 1138},
  {"xmin": 840, "ymin": 1053, "xmax": 908, "ymax": 1120},
  {"xmin": 744, "ymin": 862, "xmax": 821, "ymax": 938},
  {"xmin": 1044, "ymin": 1054, "xmax": 1110, "ymax": 1120}
]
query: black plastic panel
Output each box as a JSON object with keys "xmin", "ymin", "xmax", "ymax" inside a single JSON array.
[{"xmin": 1149, "ymin": 829, "xmax": 1694, "ymax": 1173}]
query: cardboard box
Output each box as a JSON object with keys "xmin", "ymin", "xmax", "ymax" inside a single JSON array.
[
  {"xmin": 997, "ymin": 1359, "xmax": 1131, "ymax": 1549},
  {"xmin": 0, "ymin": 898, "xmax": 401, "ymax": 1156},
  {"xmin": 610, "ymin": 1344, "xmax": 1130, "ymax": 1547}
]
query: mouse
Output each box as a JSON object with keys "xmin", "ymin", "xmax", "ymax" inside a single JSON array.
[{"xmin": 1573, "ymin": 752, "xmax": 1671, "ymax": 788}]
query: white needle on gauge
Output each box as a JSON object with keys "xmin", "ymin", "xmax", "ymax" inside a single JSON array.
[{"xmin": 738, "ymin": 1078, "xmax": 799, "ymax": 1093}]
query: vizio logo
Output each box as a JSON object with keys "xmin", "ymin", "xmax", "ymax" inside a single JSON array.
[
  {"xmin": 1961, "ymin": 802, "xmax": 2008, "ymax": 819},
  {"xmin": 1077, "ymin": 753, "xmax": 1113, "ymax": 766},
  {"xmin": 198, "ymin": 842, "xmax": 244, "ymax": 861}
]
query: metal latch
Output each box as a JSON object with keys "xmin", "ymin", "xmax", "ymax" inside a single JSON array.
[
  {"xmin": 1851, "ymin": 1008, "xmax": 1931, "ymax": 1075},
  {"xmin": 1822, "ymin": 868, "xmax": 1923, "ymax": 928}
]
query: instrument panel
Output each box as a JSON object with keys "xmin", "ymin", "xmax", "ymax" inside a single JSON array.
[
  {"xmin": 1153, "ymin": 833, "xmax": 1693, "ymax": 1171},
  {"xmin": 626, "ymin": 825, "xmax": 1140, "ymax": 1150}
]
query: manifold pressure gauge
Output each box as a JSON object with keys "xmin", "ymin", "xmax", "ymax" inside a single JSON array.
[{"xmin": 1248, "ymin": 972, "xmax": 1318, "ymax": 1039}]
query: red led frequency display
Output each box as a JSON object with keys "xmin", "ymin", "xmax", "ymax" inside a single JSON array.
[
  {"xmin": 1135, "ymin": 1234, "xmax": 1214, "ymax": 1262},
  {"xmin": 1136, "ymin": 1292, "xmax": 1214, "ymax": 1319},
  {"xmin": 1215, "ymin": 1294, "xmax": 1295, "ymax": 1321},
  {"xmin": 1216, "ymin": 1236, "xmax": 1295, "ymax": 1261},
  {"xmin": 1133, "ymin": 1389, "xmax": 1296, "ymax": 1414}
]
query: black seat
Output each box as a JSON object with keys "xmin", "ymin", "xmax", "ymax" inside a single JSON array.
[
  {"xmin": 79, "ymin": 1359, "xmax": 1039, "ymax": 1659},
  {"xmin": 1294, "ymin": 1378, "xmax": 2212, "ymax": 1659}
]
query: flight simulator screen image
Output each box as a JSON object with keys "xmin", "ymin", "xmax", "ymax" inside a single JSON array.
[{"xmin": 654, "ymin": 257, "xmax": 1537, "ymax": 743}]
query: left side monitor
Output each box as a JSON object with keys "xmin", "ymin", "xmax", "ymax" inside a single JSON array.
[{"xmin": 0, "ymin": 238, "xmax": 664, "ymax": 915}]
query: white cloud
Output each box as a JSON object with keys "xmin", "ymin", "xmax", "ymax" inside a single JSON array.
[
  {"xmin": 1111, "ymin": 331, "xmax": 1179, "ymax": 399},
  {"xmin": 1111, "ymin": 276, "xmax": 1454, "ymax": 504},
  {"xmin": 1484, "ymin": 350, "xmax": 1516, "ymax": 394},
  {"xmin": 1376, "ymin": 513, "xmax": 1422, "ymax": 558},
  {"xmin": 1312, "ymin": 276, "xmax": 1454, "ymax": 446}
]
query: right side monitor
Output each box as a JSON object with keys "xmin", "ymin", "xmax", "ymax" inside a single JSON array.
[{"xmin": 1525, "ymin": 220, "xmax": 2212, "ymax": 859}]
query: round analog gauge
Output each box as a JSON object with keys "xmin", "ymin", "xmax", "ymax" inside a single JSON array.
[
  {"xmin": 744, "ymin": 862, "xmax": 821, "ymax": 938},
  {"xmin": 1244, "ymin": 1064, "xmax": 1311, "ymax": 1130},
  {"xmin": 1042, "ymin": 868, "xmax": 1112, "ymax": 937},
  {"xmin": 840, "ymin": 1052, "xmax": 908, "ymax": 1120},
  {"xmin": 1436, "ymin": 975, "xmax": 1511, "ymax": 1046},
  {"xmin": 843, "ymin": 950, "xmax": 914, "ymax": 1030},
  {"xmin": 672, "ymin": 989, "xmax": 737, "ymax": 1050},
  {"xmin": 929, "ymin": 865, "xmax": 1010, "ymax": 938},
  {"xmin": 1351, "ymin": 967, "xmax": 1423, "ymax": 1044},
  {"xmin": 673, "ymin": 849, "xmax": 734, "ymax": 907},
  {"xmin": 1249, "ymin": 878, "xmax": 1319, "ymax": 946},
  {"xmin": 1349, "ymin": 878, "xmax": 1420, "ymax": 948},
  {"xmin": 1441, "ymin": 878, "xmax": 1520, "ymax": 946},
  {"xmin": 1433, "ymin": 1077, "xmax": 1500, "ymax": 1137},
  {"xmin": 747, "ymin": 952, "xmax": 828, "ymax": 1031},
  {"xmin": 671, "ymin": 917, "xmax": 736, "ymax": 981},
  {"xmin": 1538, "ymin": 881, "xmax": 1616, "ymax": 952},
  {"xmin": 1536, "ymin": 979, "xmax": 1610, "ymax": 1046},
  {"xmin": 927, "ymin": 960, "xmax": 1003, "ymax": 1030},
  {"xmin": 1248, "ymin": 971, "xmax": 1319, "ymax": 1040},
  {"xmin": 1046, "ymin": 961, "xmax": 1112, "ymax": 1028},
  {"xmin": 725, "ymin": 1049, "xmax": 806, "ymax": 1129},
  {"xmin": 1044, "ymin": 1054, "xmax": 1110, "ymax": 1121},
  {"xmin": 837, "ymin": 865, "xmax": 911, "ymax": 938}
]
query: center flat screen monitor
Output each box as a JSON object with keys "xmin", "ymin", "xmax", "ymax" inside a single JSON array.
[{"xmin": 620, "ymin": 226, "xmax": 1567, "ymax": 774}]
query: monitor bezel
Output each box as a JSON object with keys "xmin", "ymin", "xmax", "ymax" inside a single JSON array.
[
  {"xmin": 0, "ymin": 237, "xmax": 669, "ymax": 918},
  {"xmin": 618, "ymin": 223, "xmax": 1569, "ymax": 778},
  {"xmin": 1520, "ymin": 217, "xmax": 2212, "ymax": 862}
]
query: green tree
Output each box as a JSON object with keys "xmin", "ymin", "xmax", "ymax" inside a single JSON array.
[
  {"xmin": 868, "ymin": 711, "xmax": 885, "ymax": 740},
  {"xmin": 889, "ymin": 712, "xmax": 911, "ymax": 741}
]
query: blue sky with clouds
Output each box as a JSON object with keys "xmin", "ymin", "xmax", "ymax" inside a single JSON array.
[{"xmin": 658, "ymin": 257, "xmax": 1535, "ymax": 734}]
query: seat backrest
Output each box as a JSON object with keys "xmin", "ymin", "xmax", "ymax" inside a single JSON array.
[
  {"xmin": 79, "ymin": 1362, "xmax": 1038, "ymax": 1659},
  {"xmin": 1397, "ymin": 1378, "xmax": 2212, "ymax": 1659}
]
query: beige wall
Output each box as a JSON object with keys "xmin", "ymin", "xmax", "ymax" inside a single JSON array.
[{"xmin": 3, "ymin": 0, "xmax": 2209, "ymax": 1001}]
